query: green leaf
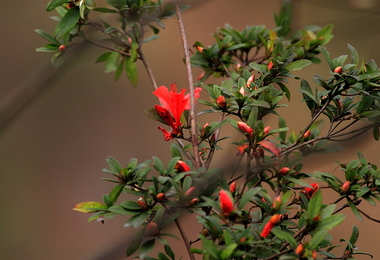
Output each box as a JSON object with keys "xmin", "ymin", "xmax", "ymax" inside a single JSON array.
[
  {"xmin": 271, "ymin": 227, "xmax": 298, "ymax": 248},
  {"xmin": 46, "ymin": 0, "xmax": 68, "ymax": 11},
  {"xmin": 158, "ymin": 253, "xmax": 170, "ymax": 260},
  {"xmin": 349, "ymin": 225, "xmax": 359, "ymax": 245},
  {"xmin": 164, "ymin": 245, "xmax": 175, "ymax": 260},
  {"xmin": 319, "ymin": 46, "xmax": 334, "ymax": 71},
  {"xmin": 105, "ymin": 157, "xmax": 123, "ymax": 174},
  {"xmin": 109, "ymin": 184, "xmax": 124, "ymax": 205},
  {"xmin": 348, "ymin": 44, "xmax": 359, "ymax": 66},
  {"xmin": 126, "ymin": 228, "xmax": 145, "ymax": 256},
  {"xmin": 249, "ymin": 62, "xmax": 268, "ymax": 74},
  {"xmin": 125, "ymin": 56, "xmax": 138, "ymax": 86},
  {"xmin": 238, "ymin": 187, "xmax": 260, "ymax": 209},
  {"xmin": 35, "ymin": 29, "xmax": 61, "ymax": 45},
  {"xmin": 318, "ymin": 214, "xmax": 345, "ymax": 230},
  {"xmin": 348, "ymin": 199, "xmax": 362, "ymax": 221},
  {"xmin": 54, "ymin": 7, "xmax": 80, "ymax": 39},
  {"xmin": 308, "ymin": 189, "xmax": 322, "ymax": 220},
  {"xmin": 73, "ymin": 201, "xmax": 108, "ymax": 213},
  {"xmin": 309, "ymin": 230, "xmax": 328, "ymax": 250},
  {"xmin": 284, "ymin": 59, "xmax": 312, "ymax": 72},
  {"xmin": 105, "ymin": 52, "xmax": 120, "ymax": 73},
  {"xmin": 139, "ymin": 239, "xmax": 156, "ymax": 259},
  {"xmin": 221, "ymin": 244, "xmax": 238, "ymax": 260},
  {"xmin": 125, "ymin": 212, "xmax": 150, "ymax": 228}
]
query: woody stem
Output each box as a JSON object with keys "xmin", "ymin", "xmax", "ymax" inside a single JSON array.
[{"xmin": 175, "ymin": 1, "xmax": 201, "ymax": 168}]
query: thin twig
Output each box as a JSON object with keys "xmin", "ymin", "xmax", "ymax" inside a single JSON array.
[
  {"xmin": 175, "ymin": 1, "xmax": 201, "ymax": 169},
  {"xmin": 357, "ymin": 207, "xmax": 380, "ymax": 223},
  {"xmin": 174, "ymin": 218, "xmax": 196, "ymax": 260},
  {"xmin": 204, "ymin": 113, "xmax": 226, "ymax": 169}
]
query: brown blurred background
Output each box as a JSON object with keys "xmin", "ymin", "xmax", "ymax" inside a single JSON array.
[{"xmin": 1, "ymin": 0, "xmax": 380, "ymax": 259}]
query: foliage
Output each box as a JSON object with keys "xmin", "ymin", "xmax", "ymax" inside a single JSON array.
[{"xmin": 37, "ymin": 0, "xmax": 380, "ymax": 259}]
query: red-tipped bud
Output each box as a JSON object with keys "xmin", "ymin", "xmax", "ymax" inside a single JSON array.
[
  {"xmin": 186, "ymin": 198, "xmax": 199, "ymax": 206},
  {"xmin": 146, "ymin": 222, "xmax": 160, "ymax": 236},
  {"xmin": 264, "ymin": 126, "xmax": 271, "ymax": 135},
  {"xmin": 184, "ymin": 186, "xmax": 196, "ymax": 197},
  {"xmin": 219, "ymin": 190, "xmax": 234, "ymax": 216},
  {"xmin": 246, "ymin": 75, "xmax": 255, "ymax": 86},
  {"xmin": 303, "ymin": 130, "xmax": 311, "ymax": 140},
  {"xmin": 236, "ymin": 63, "xmax": 242, "ymax": 70},
  {"xmin": 301, "ymin": 183, "xmax": 319, "ymax": 199},
  {"xmin": 201, "ymin": 122, "xmax": 209, "ymax": 136},
  {"xmin": 295, "ymin": 244, "xmax": 304, "ymax": 255},
  {"xmin": 272, "ymin": 196, "xmax": 282, "ymax": 210},
  {"xmin": 67, "ymin": 3, "xmax": 75, "ymax": 9},
  {"xmin": 216, "ymin": 95, "xmax": 226, "ymax": 109},
  {"xmin": 239, "ymin": 87, "xmax": 246, "ymax": 96},
  {"xmin": 197, "ymin": 71, "xmax": 205, "ymax": 80},
  {"xmin": 229, "ymin": 181, "xmax": 237, "ymax": 193},
  {"xmin": 269, "ymin": 214, "xmax": 282, "ymax": 225},
  {"xmin": 58, "ymin": 45, "xmax": 66, "ymax": 52},
  {"xmin": 279, "ymin": 167, "xmax": 290, "ymax": 175},
  {"xmin": 312, "ymin": 250, "xmax": 317, "ymax": 260},
  {"xmin": 175, "ymin": 160, "xmax": 191, "ymax": 173},
  {"xmin": 137, "ymin": 199, "xmax": 148, "ymax": 211},
  {"xmin": 196, "ymin": 46, "xmax": 204, "ymax": 53},
  {"xmin": 237, "ymin": 121, "xmax": 253, "ymax": 136},
  {"xmin": 342, "ymin": 181, "xmax": 350, "ymax": 193},
  {"xmin": 156, "ymin": 193, "xmax": 166, "ymax": 202},
  {"xmin": 267, "ymin": 61, "xmax": 274, "ymax": 69},
  {"xmin": 334, "ymin": 66, "xmax": 343, "ymax": 74}
]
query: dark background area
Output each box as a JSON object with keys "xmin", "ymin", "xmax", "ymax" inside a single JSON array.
[{"xmin": 1, "ymin": 0, "xmax": 380, "ymax": 259}]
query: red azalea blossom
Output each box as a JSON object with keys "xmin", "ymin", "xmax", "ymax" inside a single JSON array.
[
  {"xmin": 260, "ymin": 214, "xmax": 282, "ymax": 237},
  {"xmin": 175, "ymin": 160, "xmax": 191, "ymax": 173},
  {"xmin": 219, "ymin": 190, "xmax": 234, "ymax": 216},
  {"xmin": 153, "ymin": 83, "xmax": 202, "ymax": 140},
  {"xmin": 237, "ymin": 144, "xmax": 249, "ymax": 155},
  {"xmin": 302, "ymin": 183, "xmax": 319, "ymax": 199}
]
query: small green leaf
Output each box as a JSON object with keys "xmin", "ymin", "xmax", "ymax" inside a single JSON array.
[
  {"xmin": 308, "ymin": 189, "xmax": 322, "ymax": 220},
  {"xmin": 221, "ymin": 244, "xmax": 238, "ymax": 260},
  {"xmin": 164, "ymin": 245, "xmax": 175, "ymax": 260},
  {"xmin": 271, "ymin": 227, "xmax": 298, "ymax": 248},
  {"xmin": 125, "ymin": 56, "xmax": 138, "ymax": 86},
  {"xmin": 73, "ymin": 201, "xmax": 108, "ymax": 213},
  {"xmin": 109, "ymin": 184, "xmax": 124, "ymax": 205},
  {"xmin": 106, "ymin": 157, "xmax": 123, "ymax": 174},
  {"xmin": 139, "ymin": 239, "xmax": 156, "ymax": 259},
  {"xmin": 46, "ymin": 0, "xmax": 68, "ymax": 11},
  {"xmin": 319, "ymin": 47, "xmax": 334, "ymax": 71},
  {"xmin": 54, "ymin": 7, "xmax": 80, "ymax": 39},
  {"xmin": 309, "ymin": 230, "xmax": 328, "ymax": 250},
  {"xmin": 349, "ymin": 225, "xmax": 359, "ymax": 245},
  {"xmin": 35, "ymin": 29, "xmax": 61, "ymax": 45},
  {"xmin": 348, "ymin": 199, "xmax": 362, "ymax": 221},
  {"xmin": 284, "ymin": 59, "xmax": 312, "ymax": 72},
  {"xmin": 126, "ymin": 228, "xmax": 145, "ymax": 256}
]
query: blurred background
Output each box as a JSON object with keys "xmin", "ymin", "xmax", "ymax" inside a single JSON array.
[{"xmin": 1, "ymin": 0, "xmax": 380, "ymax": 259}]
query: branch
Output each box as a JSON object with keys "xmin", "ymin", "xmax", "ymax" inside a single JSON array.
[
  {"xmin": 174, "ymin": 218, "xmax": 196, "ymax": 260},
  {"xmin": 175, "ymin": 1, "xmax": 201, "ymax": 168}
]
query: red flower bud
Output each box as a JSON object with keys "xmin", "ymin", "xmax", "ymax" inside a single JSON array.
[
  {"xmin": 272, "ymin": 196, "xmax": 282, "ymax": 210},
  {"xmin": 279, "ymin": 167, "xmax": 290, "ymax": 175},
  {"xmin": 267, "ymin": 61, "xmax": 274, "ymax": 69},
  {"xmin": 197, "ymin": 71, "xmax": 205, "ymax": 80},
  {"xmin": 301, "ymin": 183, "xmax": 319, "ymax": 199},
  {"xmin": 295, "ymin": 244, "xmax": 304, "ymax": 255},
  {"xmin": 334, "ymin": 66, "xmax": 343, "ymax": 74},
  {"xmin": 229, "ymin": 181, "xmax": 237, "ymax": 193},
  {"xmin": 184, "ymin": 186, "xmax": 196, "ymax": 197},
  {"xmin": 246, "ymin": 75, "xmax": 255, "ymax": 86},
  {"xmin": 196, "ymin": 46, "xmax": 204, "ymax": 53},
  {"xmin": 175, "ymin": 160, "xmax": 191, "ymax": 173},
  {"xmin": 260, "ymin": 214, "xmax": 282, "ymax": 238},
  {"xmin": 236, "ymin": 144, "xmax": 249, "ymax": 155},
  {"xmin": 156, "ymin": 193, "xmax": 166, "ymax": 202},
  {"xmin": 312, "ymin": 250, "xmax": 317, "ymax": 260},
  {"xmin": 237, "ymin": 121, "xmax": 253, "ymax": 136},
  {"xmin": 342, "ymin": 181, "xmax": 350, "ymax": 193},
  {"xmin": 216, "ymin": 95, "xmax": 226, "ymax": 109},
  {"xmin": 58, "ymin": 45, "xmax": 66, "ymax": 52},
  {"xmin": 137, "ymin": 199, "xmax": 148, "ymax": 211},
  {"xmin": 303, "ymin": 130, "xmax": 311, "ymax": 140},
  {"xmin": 67, "ymin": 3, "xmax": 75, "ymax": 9},
  {"xmin": 264, "ymin": 126, "xmax": 271, "ymax": 135},
  {"xmin": 219, "ymin": 190, "xmax": 234, "ymax": 216},
  {"xmin": 186, "ymin": 198, "xmax": 199, "ymax": 206},
  {"xmin": 269, "ymin": 214, "xmax": 282, "ymax": 225},
  {"xmin": 146, "ymin": 222, "xmax": 160, "ymax": 236}
]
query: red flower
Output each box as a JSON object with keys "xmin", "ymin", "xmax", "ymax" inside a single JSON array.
[
  {"xmin": 153, "ymin": 84, "xmax": 202, "ymax": 140},
  {"xmin": 237, "ymin": 121, "xmax": 253, "ymax": 136},
  {"xmin": 301, "ymin": 183, "xmax": 319, "ymax": 199},
  {"xmin": 219, "ymin": 190, "xmax": 234, "ymax": 216},
  {"xmin": 260, "ymin": 214, "xmax": 282, "ymax": 237},
  {"xmin": 236, "ymin": 144, "xmax": 249, "ymax": 155},
  {"xmin": 175, "ymin": 160, "xmax": 191, "ymax": 173}
]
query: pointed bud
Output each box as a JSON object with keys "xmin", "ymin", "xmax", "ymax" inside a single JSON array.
[
  {"xmin": 303, "ymin": 130, "xmax": 311, "ymax": 140},
  {"xmin": 229, "ymin": 181, "xmax": 237, "ymax": 193},
  {"xmin": 295, "ymin": 244, "xmax": 304, "ymax": 255},
  {"xmin": 197, "ymin": 71, "xmax": 205, "ymax": 80},
  {"xmin": 137, "ymin": 198, "xmax": 148, "ymax": 211},
  {"xmin": 237, "ymin": 121, "xmax": 253, "ymax": 136},
  {"xmin": 267, "ymin": 61, "xmax": 274, "ymax": 69},
  {"xmin": 156, "ymin": 193, "xmax": 166, "ymax": 202},
  {"xmin": 279, "ymin": 167, "xmax": 290, "ymax": 175},
  {"xmin": 67, "ymin": 3, "xmax": 75, "ymax": 8},
  {"xmin": 246, "ymin": 75, "xmax": 255, "ymax": 86},
  {"xmin": 216, "ymin": 95, "xmax": 226, "ymax": 109},
  {"xmin": 269, "ymin": 214, "xmax": 282, "ymax": 225},
  {"xmin": 264, "ymin": 126, "xmax": 271, "ymax": 135},
  {"xmin": 146, "ymin": 222, "xmax": 160, "ymax": 236},
  {"xmin": 342, "ymin": 181, "xmax": 350, "ymax": 193},
  {"xmin": 334, "ymin": 66, "xmax": 343, "ymax": 74},
  {"xmin": 237, "ymin": 144, "xmax": 249, "ymax": 155},
  {"xmin": 58, "ymin": 45, "xmax": 66, "ymax": 52},
  {"xmin": 184, "ymin": 186, "xmax": 196, "ymax": 197},
  {"xmin": 239, "ymin": 87, "xmax": 245, "ymax": 96},
  {"xmin": 201, "ymin": 122, "xmax": 209, "ymax": 137},
  {"xmin": 186, "ymin": 198, "xmax": 199, "ymax": 206},
  {"xmin": 312, "ymin": 250, "xmax": 317, "ymax": 260},
  {"xmin": 260, "ymin": 214, "xmax": 282, "ymax": 238},
  {"xmin": 196, "ymin": 46, "xmax": 204, "ymax": 53},
  {"xmin": 175, "ymin": 160, "xmax": 191, "ymax": 173},
  {"xmin": 219, "ymin": 190, "xmax": 234, "ymax": 216},
  {"xmin": 272, "ymin": 196, "xmax": 282, "ymax": 210}
]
